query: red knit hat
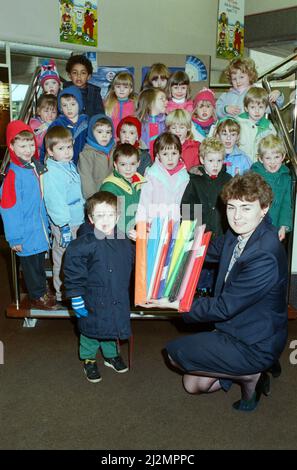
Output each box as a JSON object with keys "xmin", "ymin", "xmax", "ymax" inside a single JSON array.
[
  {"xmin": 193, "ymin": 88, "xmax": 216, "ymax": 109},
  {"xmin": 116, "ymin": 115, "xmax": 142, "ymax": 140}
]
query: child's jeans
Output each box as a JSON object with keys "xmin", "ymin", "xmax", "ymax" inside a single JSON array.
[
  {"xmin": 19, "ymin": 252, "xmax": 47, "ymax": 300},
  {"xmin": 80, "ymin": 334, "xmax": 118, "ymax": 360}
]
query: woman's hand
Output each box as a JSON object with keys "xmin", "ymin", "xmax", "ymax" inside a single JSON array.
[
  {"xmin": 139, "ymin": 298, "xmax": 180, "ymax": 310},
  {"xmin": 128, "ymin": 229, "xmax": 137, "ymax": 242}
]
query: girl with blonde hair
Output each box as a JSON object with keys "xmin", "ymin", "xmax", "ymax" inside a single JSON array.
[
  {"xmin": 104, "ymin": 71, "xmax": 136, "ymax": 132},
  {"xmin": 166, "ymin": 109, "xmax": 200, "ymax": 171}
]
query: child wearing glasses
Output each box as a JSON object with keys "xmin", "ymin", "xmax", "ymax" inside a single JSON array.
[{"xmin": 64, "ymin": 191, "xmax": 134, "ymax": 382}]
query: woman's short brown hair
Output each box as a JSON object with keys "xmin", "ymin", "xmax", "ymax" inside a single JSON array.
[{"xmin": 221, "ymin": 172, "xmax": 273, "ymax": 208}]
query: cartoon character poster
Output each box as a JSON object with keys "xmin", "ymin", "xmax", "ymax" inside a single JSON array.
[
  {"xmin": 216, "ymin": 0, "xmax": 244, "ymax": 60},
  {"xmin": 59, "ymin": 0, "xmax": 98, "ymax": 47}
]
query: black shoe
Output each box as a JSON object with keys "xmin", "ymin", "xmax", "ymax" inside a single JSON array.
[
  {"xmin": 104, "ymin": 356, "xmax": 128, "ymax": 373},
  {"xmin": 232, "ymin": 392, "xmax": 258, "ymax": 412},
  {"xmin": 256, "ymin": 372, "xmax": 271, "ymax": 397},
  {"xmin": 267, "ymin": 360, "xmax": 282, "ymax": 378},
  {"xmin": 83, "ymin": 360, "xmax": 102, "ymax": 383},
  {"xmin": 232, "ymin": 372, "xmax": 270, "ymax": 412}
]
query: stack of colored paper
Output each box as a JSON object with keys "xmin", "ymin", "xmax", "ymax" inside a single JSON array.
[{"xmin": 134, "ymin": 217, "xmax": 211, "ymax": 312}]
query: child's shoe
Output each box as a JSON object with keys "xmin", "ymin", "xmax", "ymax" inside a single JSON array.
[
  {"xmin": 104, "ymin": 356, "xmax": 128, "ymax": 373},
  {"xmin": 83, "ymin": 359, "xmax": 102, "ymax": 383},
  {"xmin": 30, "ymin": 294, "xmax": 58, "ymax": 310}
]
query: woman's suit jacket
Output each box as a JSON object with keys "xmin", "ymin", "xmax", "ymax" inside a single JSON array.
[{"xmin": 184, "ymin": 217, "xmax": 288, "ymax": 358}]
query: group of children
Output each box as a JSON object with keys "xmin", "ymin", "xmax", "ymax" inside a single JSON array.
[{"xmin": 0, "ymin": 54, "xmax": 293, "ymax": 383}]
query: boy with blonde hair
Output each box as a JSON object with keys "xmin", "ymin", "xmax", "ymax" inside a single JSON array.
[
  {"xmin": 181, "ymin": 136, "xmax": 232, "ymax": 293},
  {"xmin": 181, "ymin": 137, "xmax": 231, "ymax": 295},
  {"xmin": 166, "ymin": 109, "xmax": 200, "ymax": 171},
  {"xmin": 237, "ymin": 87, "xmax": 277, "ymax": 162},
  {"xmin": 181, "ymin": 137, "xmax": 231, "ymax": 236},
  {"xmin": 251, "ymin": 134, "xmax": 292, "ymax": 241}
]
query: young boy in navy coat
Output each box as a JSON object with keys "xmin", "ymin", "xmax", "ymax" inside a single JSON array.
[{"xmin": 64, "ymin": 191, "xmax": 134, "ymax": 383}]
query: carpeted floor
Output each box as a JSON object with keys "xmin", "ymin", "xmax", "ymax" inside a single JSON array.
[{"xmin": 0, "ymin": 237, "xmax": 297, "ymax": 450}]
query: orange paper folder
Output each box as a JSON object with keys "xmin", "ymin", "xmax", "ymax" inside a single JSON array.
[
  {"xmin": 134, "ymin": 221, "xmax": 148, "ymax": 305},
  {"xmin": 178, "ymin": 231, "xmax": 212, "ymax": 312}
]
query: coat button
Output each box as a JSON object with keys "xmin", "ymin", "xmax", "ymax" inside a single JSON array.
[{"xmin": 109, "ymin": 268, "xmax": 113, "ymax": 272}]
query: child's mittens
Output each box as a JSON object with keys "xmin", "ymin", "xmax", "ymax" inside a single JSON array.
[
  {"xmin": 71, "ymin": 296, "xmax": 89, "ymax": 318},
  {"xmin": 33, "ymin": 123, "xmax": 49, "ymax": 136},
  {"xmin": 59, "ymin": 225, "xmax": 72, "ymax": 248}
]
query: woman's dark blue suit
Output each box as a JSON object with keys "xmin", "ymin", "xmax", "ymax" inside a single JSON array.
[{"xmin": 166, "ymin": 217, "xmax": 288, "ymax": 389}]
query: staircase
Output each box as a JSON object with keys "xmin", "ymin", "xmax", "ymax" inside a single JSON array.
[{"xmin": 2, "ymin": 53, "xmax": 297, "ymax": 322}]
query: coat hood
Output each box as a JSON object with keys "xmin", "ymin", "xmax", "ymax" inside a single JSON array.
[
  {"xmin": 87, "ymin": 113, "xmax": 114, "ymax": 142},
  {"xmin": 85, "ymin": 113, "xmax": 115, "ymax": 154},
  {"xmin": 6, "ymin": 120, "xmax": 39, "ymax": 166},
  {"xmin": 116, "ymin": 115, "xmax": 142, "ymax": 141},
  {"xmin": 58, "ymin": 86, "xmax": 84, "ymax": 114}
]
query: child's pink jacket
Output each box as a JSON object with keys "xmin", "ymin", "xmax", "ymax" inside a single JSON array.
[
  {"xmin": 29, "ymin": 117, "xmax": 50, "ymax": 151},
  {"xmin": 110, "ymin": 99, "xmax": 135, "ymax": 133}
]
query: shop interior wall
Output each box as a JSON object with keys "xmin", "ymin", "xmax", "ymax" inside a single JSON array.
[{"xmin": 0, "ymin": 0, "xmax": 226, "ymax": 82}]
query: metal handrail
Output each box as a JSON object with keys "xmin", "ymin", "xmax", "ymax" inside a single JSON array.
[
  {"xmin": 258, "ymin": 52, "xmax": 297, "ymax": 81},
  {"xmin": 1, "ymin": 65, "xmax": 42, "ymax": 309},
  {"xmin": 0, "ymin": 65, "xmax": 42, "ymax": 178},
  {"xmin": 262, "ymin": 61, "xmax": 297, "ymax": 302},
  {"xmin": 262, "ymin": 65, "xmax": 297, "ymax": 170}
]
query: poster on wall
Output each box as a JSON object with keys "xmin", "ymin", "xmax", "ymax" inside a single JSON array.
[
  {"xmin": 59, "ymin": 0, "xmax": 98, "ymax": 47},
  {"xmin": 185, "ymin": 56, "xmax": 208, "ymax": 82},
  {"xmin": 0, "ymin": 65, "xmax": 10, "ymax": 159},
  {"xmin": 216, "ymin": 0, "xmax": 244, "ymax": 60}
]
